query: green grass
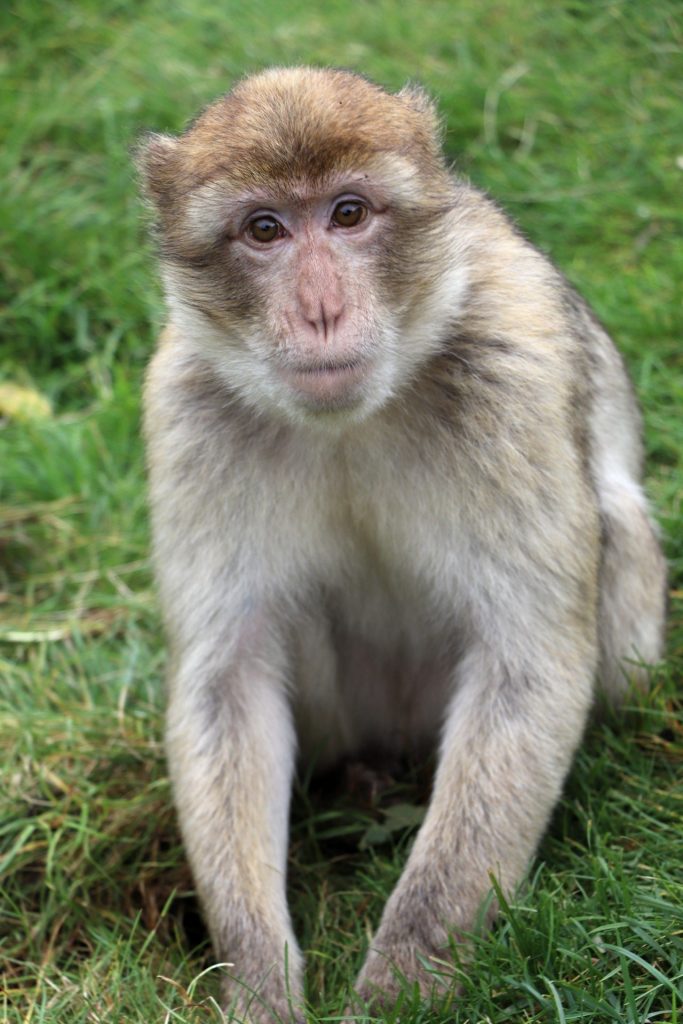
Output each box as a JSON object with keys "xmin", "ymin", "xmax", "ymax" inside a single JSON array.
[{"xmin": 1, "ymin": 0, "xmax": 682, "ymax": 1021}]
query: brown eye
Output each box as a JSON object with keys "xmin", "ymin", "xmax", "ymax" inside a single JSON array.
[
  {"xmin": 331, "ymin": 200, "xmax": 367, "ymax": 228},
  {"xmin": 248, "ymin": 216, "xmax": 282, "ymax": 243}
]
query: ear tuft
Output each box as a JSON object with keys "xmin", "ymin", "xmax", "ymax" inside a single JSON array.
[
  {"xmin": 397, "ymin": 84, "xmax": 441, "ymax": 138},
  {"xmin": 134, "ymin": 133, "xmax": 181, "ymax": 205}
]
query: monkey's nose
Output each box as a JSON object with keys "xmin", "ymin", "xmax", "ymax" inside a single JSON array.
[
  {"xmin": 296, "ymin": 265, "xmax": 345, "ymax": 343},
  {"xmin": 304, "ymin": 302, "xmax": 343, "ymax": 343}
]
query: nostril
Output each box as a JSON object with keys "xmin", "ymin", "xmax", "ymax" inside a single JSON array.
[
  {"xmin": 296, "ymin": 290, "xmax": 344, "ymax": 341},
  {"xmin": 309, "ymin": 304, "xmax": 343, "ymax": 343}
]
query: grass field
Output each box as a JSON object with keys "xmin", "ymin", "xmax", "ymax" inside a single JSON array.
[{"xmin": 1, "ymin": 1, "xmax": 682, "ymax": 1021}]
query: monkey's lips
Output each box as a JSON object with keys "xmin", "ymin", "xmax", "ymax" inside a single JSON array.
[{"xmin": 280, "ymin": 359, "xmax": 367, "ymax": 405}]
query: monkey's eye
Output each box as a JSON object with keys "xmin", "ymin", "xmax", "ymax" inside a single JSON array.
[
  {"xmin": 247, "ymin": 215, "xmax": 284, "ymax": 244},
  {"xmin": 331, "ymin": 200, "xmax": 368, "ymax": 229}
]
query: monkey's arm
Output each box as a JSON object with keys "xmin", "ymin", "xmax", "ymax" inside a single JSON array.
[
  {"xmin": 166, "ymin": 624, "xmax": 302, "ymax": 1022},
  {"xmin": 355, "ymin": 627, "xmax": 596, "ymax": 1003},
  {"xmin": 354, "ymin": 459, "xmax": 601, "ymax": 1004},
  {"xmin": 144, "ymin": 344, "xmax": 304, "ymax": 1023}
]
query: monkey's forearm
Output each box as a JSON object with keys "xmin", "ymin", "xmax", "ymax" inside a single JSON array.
[
  {"xmin": 166, "ymin": 649, "xmax": 303, "ymax": 1020},
  {"xmin": 356, "ymin": 636, "xmax": 595, "ymax": 1001}
]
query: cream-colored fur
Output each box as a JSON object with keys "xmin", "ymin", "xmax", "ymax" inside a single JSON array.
[{"xmin": 140, "ymin": 67, "xmax": 666, "ymax": 1021}]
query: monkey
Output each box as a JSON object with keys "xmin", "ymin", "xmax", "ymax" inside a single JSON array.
[{"xmin": 137, "ymin": 66, "xmax": 667, "ymax": 1022}]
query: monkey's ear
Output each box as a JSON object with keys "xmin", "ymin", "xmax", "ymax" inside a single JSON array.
[
  {"xmin": 134, "ymin": 132, "xmax": 181, "ymax": 206},
  {"xmin": 397, "ymin": 84, "xmax": 441, "ymax": 138}
]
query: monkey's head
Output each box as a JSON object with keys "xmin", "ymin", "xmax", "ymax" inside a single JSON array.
[{"xmin": 138, "ymin": 67, "xmax": 466, "ymax": 425}]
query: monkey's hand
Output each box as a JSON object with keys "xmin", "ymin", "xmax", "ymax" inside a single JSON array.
[
  {"xmin": 354, "ymin": 946, "xmax": 456, "ymax": 1010},
  {"xmin": 220, "ymin": 954, "xmax": 306, "ymax": 1024},
  {"xmin": 352, "ymin": 871, "xmax": 463, "ymax": 1010}
]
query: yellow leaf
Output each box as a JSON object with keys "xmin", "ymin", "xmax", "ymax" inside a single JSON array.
[{"xmin": 0, "ymin": 383, "xmax": 52, "ymax": 422}]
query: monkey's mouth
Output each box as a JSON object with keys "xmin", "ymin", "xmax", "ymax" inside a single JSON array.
[{"xmin": 279, "ymin": 359, "xmax": 367, "ymax": 404}]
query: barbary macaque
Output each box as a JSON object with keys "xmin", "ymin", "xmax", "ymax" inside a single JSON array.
[{"xmin": 138, "ymin": 67, "xmax": 666, "ymax": 1021}]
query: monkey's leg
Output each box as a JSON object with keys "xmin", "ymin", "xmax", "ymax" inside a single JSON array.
[
  {"xmin": 167, "ymin": 649, "xmax": 302, "ymax": 1023},
  {"xmin": 597, "ymin": 481, "xmax": 666, "ymax": 703},
  {"xmin": 354, "ymin": 638, "xmax": 595, "ymax": 1005}
]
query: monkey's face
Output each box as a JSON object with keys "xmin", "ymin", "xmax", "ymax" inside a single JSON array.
[
  {"xmin": 238, "ymin": 185, "xmax": 397, "ymax": 418},
  {"xmin": 139, "ymin": 67, "xmax": 462, "ymax": 424},
  {"xmin": 161, "ymin": 168, "xmax": 460, "ymax": 423}
]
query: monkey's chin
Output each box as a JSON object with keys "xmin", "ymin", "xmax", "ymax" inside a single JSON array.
[{"xmin": 280, "ymin": 362, "xmax": 370, "ymax": 414}]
